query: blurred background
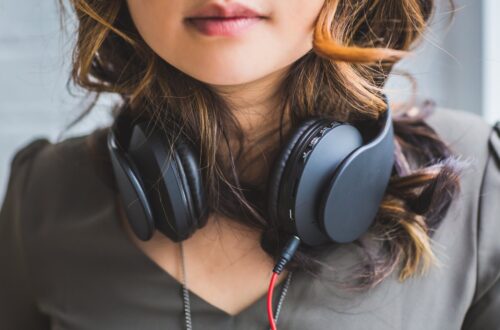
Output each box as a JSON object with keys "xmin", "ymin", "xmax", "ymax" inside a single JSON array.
[{"xmin": 0, "ymin": 0, "xmax": 499, "ymax": 200}]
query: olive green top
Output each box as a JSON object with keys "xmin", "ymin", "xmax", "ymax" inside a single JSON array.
[{"xmin": 1, "ymin": 108, "xmax": 499, "ymax": 330}]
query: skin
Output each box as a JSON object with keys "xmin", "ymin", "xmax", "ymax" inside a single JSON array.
[{"xmin": 124, "ymin": 0, "xmax": 325, "ymax": 316}]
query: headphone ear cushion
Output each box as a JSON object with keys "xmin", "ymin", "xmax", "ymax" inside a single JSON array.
[
  {"xmin": 267, "ymin": 119, "xmax": 322, "ymax": 224},
  {"xmin": 175, "ymin": 139, "xmax": 208, "ymax": 228}
]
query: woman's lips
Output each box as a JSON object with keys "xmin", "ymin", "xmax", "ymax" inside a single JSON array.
[
  {"xmin": 186, "ymin": 16, "xmax": 264, "ymax": 37},
  {"xmin": 185, "ymin": 2, "xmax": 267, "ymax": 37}
]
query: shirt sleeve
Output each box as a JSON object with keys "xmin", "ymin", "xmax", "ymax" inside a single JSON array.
[
  {"xmin": 0, "ymin": 138, "xmax": 52, "ymax": 329},
  {"xmin": 462, "ymin": 123, "xmax": 500, "ymax": 330}
]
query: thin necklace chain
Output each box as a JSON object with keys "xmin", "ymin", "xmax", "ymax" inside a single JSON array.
[{"xmin": 179, "ymin": 241, "xmax": 293, "ymax": 330}]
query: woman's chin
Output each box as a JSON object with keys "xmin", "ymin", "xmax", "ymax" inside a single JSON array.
[{"xmin": 186, "ymin": 70, "xmax": 268, "ymax": 87}]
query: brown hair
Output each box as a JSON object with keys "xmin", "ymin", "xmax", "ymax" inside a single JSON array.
[{"xmin": 59, "ymin": 0, "xmax": 460, "ymax": 291}]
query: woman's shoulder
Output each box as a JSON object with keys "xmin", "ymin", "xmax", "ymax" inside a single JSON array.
[
  {"xmin": 421, "ymin": 106, "xmax": 498, "ymax": 209},
  {"xmin": 424, "ymin": 106, "xmax": 497, "ymax": 162},
  {"xmin": 3, "ymin": 127, "xmax": 115, "ymax": 216},
  {"xmin": 423, "ymin": 107, "xmax": 500, "ymax": 325}
]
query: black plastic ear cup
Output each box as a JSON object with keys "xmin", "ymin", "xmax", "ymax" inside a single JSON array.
[
  {"xmin": 267, "ymin": 118, "xmax": 322, "ymax": 225},
  {"xmin": 270, "ymin": 101, "xmax": 394, "ymax": 246},
  {"xmin": 114, "ymin": 121, "xmax": 207, "ymax": 242},
  {"xmin": 108, "ymin": 133, "xmax": 155, "ymax": 241},
  {"xmin": 290, "ymin": 123, "xmax": 364, "ymax": 245},
  {"xmin": 319, "ymin": 107, "xmax": 394, "ymax": 243},
  {"xmin": 174, "ymin": 138, "xmax": 208, "ymax": 229},
  {"xmin": 276, "ymin": 120, "xmax": 337, "ymax": 227},
  {"xmin": 268, "ymin": 117, "xmax": 365, "ymax": 245}
]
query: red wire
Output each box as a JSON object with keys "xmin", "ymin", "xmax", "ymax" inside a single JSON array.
[{"xmin": 267, "ymin": 271, "xmax": 279, "ymax": 330}]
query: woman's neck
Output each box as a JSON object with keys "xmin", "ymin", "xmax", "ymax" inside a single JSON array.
[
  {"xmin": 210, "ymin": 66, "xmax": 288, "ymax": 132},
  {"xmin": 209, "ymin": 66, "xmax": 291, "ymax": 184}
]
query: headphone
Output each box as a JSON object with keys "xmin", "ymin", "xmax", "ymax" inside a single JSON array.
[{"xmin": 107, "ymin": 95, "xmax": 394, "ymax": 247}]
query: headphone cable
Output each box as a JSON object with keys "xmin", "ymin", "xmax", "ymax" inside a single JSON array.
[
  {"xmin": 267, "ymin": 235, "xmax": 301, "ymax": 330},
  {"xmin": 180, "ymin": 239, "xmax": 295, "ymax": 330}
]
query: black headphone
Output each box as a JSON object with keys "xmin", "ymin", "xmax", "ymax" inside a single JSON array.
[{"xmin": 107, "ymin": 95, "xmax": 394, "ymax": 247}]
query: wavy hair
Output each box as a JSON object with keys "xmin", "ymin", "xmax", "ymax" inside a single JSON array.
[{"xmin": 59, "ymin": 0, "xmax": 460, "ymax": 291}]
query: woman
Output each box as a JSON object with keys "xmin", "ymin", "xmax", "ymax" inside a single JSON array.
[{"xmin": 1, "ymin": 0, "xmax": 499, "ymax": 329}]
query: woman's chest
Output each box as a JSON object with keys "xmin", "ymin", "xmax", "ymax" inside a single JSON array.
[{"xmin": 28, "ymin": 197, "xmax": 478, "ymax": 330}]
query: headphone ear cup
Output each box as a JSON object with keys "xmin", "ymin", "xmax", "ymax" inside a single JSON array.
[
  {"xmin": 267, "ymin": 119, "xmax": 323, "ymax": 225},
  {"xmin": 174, "ymin": 138, "xmax": 208, "ymax": 229},
  {"xmin": 124, "ymin": 123, "xmax": 206, "ymax": 242},
  {"xmin": 319, "ymin": 109, "xmax": 395, "ymax": 243},
  {"xmin": 108, "ymin": 131, "xmax": 156, "ymax": 241}
]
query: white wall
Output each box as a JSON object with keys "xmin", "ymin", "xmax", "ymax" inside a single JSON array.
[
  {"xmin": 0, "ymin": 1, "xmax": 113, "ymax": 200},
  {"xmin": 483, "ymin": 0, "xmax": 500, "ymax": 124},
  {"xmin": 385, "ymin": 0, "xmax": 485, "ymax": 117}
]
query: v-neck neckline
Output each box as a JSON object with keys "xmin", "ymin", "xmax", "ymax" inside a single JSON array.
[{"xmin": 111, "ymin": 195, "xmax": 293, "ymax": 319}]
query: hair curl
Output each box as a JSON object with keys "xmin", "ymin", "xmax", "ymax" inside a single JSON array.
[{"xmin": 59, "ymin": 0, "xmax": 460, "ymax": 291}]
